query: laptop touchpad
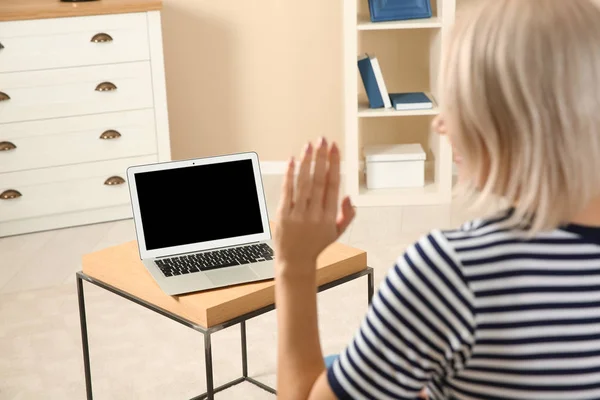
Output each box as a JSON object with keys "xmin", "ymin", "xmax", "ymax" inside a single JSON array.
[{"xmin": 205, "ymin": 267, "xmax": 259, "ymax": 287}]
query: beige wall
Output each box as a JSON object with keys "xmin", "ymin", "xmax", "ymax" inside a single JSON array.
[
  {"xmin": 161, "ymin": 0, "xmax": 344, "ymax": 161},
  {"xmin": 161, "ymin": 0, "xmax": 474, "ymax": 162}
]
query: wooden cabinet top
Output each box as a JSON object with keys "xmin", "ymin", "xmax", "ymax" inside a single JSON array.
[{"xmin": 0, "ymin": 0, "xmax": 162, "ymax": 22}]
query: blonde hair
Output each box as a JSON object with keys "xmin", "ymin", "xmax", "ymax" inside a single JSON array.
[{"xmin": 442, "ymin": 0, "xmax": 600, "ymax": 234}]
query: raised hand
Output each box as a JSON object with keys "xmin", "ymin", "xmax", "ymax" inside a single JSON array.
[{"xmin": 273, "ymin": 137, "xmax": 355, "ymax": 275}]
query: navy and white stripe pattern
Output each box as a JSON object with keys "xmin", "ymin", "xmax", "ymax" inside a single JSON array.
[{"xmin": 327, "ymin": 211, "xmax": 600, "ymax": 399}]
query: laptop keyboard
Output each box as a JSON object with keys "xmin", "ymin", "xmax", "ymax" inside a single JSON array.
[{"xmin": 155, "ymin": 243, "xmax": 274, "ymax": 277}]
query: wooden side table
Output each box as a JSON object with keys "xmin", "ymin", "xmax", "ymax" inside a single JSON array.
[{"xmin": 77, "ymin": 240, "xmax": 373, "ymax": 400}]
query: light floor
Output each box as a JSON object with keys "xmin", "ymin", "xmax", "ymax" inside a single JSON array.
[{"xmin": 0, "ymin": 175, "xmax": 475, "ymax": 399}]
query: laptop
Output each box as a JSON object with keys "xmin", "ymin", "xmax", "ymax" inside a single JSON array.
[{"xmin": 126, "ymin": 152, "xmax": 275, "ymax": 295}]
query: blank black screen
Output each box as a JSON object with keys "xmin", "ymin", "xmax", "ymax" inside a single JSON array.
[{"xmin": 134, "ymin": 159, "xmax": 264, "ymax": 250}]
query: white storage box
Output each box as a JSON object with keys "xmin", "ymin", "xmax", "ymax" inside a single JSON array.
[{"xmin": 364, "ymin": 143, "xmax": 426, "ymax": 189}]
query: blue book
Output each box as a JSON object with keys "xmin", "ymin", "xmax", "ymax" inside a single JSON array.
[
  {"xmin": 368, "ymin": 0, "xmax": 432, "ymax": 22},
  {"xmin": 357, "ymin": 56, "xmax": 385, "ymax": 109},
  {"xmin": 389, "ymin": 92, "xmax": 432, "ymax": 111}
]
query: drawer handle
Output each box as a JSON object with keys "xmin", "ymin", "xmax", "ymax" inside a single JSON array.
[
  {"xmin": 95, "ymin": 82, "xmax": 117, "ymax": 92},
  {"xmin": 104, "ymin": 176, "xmax": 125, "ymax": 186},
  {"xmin": 0, "ymin": 141, "xmax": 16, "ymax": 151},
  {"xmin": 91, "ymin": 33, "xmax": 113, "ymax": 43},
  {"xmin": 99, "ymin": 130, "xmax": 121, "ymax": 140},
  {"xmin": 0, "ymin": 42, "xmax": 4, "ymax": 50},
  {"xmin": 0, "ymin": 92, "xmax": 10, "ymax": 101},
  {"xmin": 0, "ymin": 189, "xmax": 22, "ymax": 200}
]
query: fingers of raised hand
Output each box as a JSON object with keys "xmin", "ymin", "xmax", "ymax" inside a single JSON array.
[
  {"xmin": 336, "ymin": 195, "xmax": 355, "ymax": 236},
  {"xmin": 292, "ymin": 142, "xmax": 313, "ymax": 214},
  {"xmin": 324, "ymin": 143, "xmax": 341, "ymax": 220},
  {"xmin": 308, "ymin": 137, "xmax": 329, "ymax": 217},
  {"xmin": 288, "ymin": 138, "xmax": 344, "ymax": 225}
]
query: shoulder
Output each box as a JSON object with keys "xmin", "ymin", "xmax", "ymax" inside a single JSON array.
[
  {"xmin": 394, "ymin": 210, "xmax": 518, "ymax": 278},
  {"xmin": 391, "ymin": 210, "xmax": 523, "ymax": 310},
  {"xmin": 436, "ymin": 208, "xmax": 543, "ymax": 254},
  {"xmin": 441, "ymin": 208, "xmax": 517, "ymax": 242},
  {"xmin": 437, "ymin": 208, "xmax": 578, "ymax": 262}
]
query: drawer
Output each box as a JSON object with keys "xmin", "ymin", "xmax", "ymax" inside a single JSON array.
[
  {"xmin": 0, "ymin": 13, "xmax": 149, "ymax": 73},
  {"xmin": 0, "ymin": 62, "xmax": 153, "ymax": 123},
  {"xmin": 0, "ymin": 110, "xmax": 157, "ymax": 173},
  {"xmin": 0, "ymin": 155, "xmax": 156, "ymax": 223}
]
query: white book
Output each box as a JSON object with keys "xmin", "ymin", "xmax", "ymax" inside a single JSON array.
[
  {"xmin": 394, "ymin": 102, "xmax": 433, "ymax": 111},
  {"xmin": 369, "ymin": 57, "xmax": 392, "ymax": 109}
]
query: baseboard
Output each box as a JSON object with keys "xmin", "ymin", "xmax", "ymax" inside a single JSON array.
[
  {"xmin": 260, "ymin": 161, "xmax": 457, "ymax": 176},
  {"xmin": 259, "ymin": 161, "xmax": 291, "ymax": 175},
  {"xmin": 260, "ymin": 161, "xmax": 359, "ymax": 175}
]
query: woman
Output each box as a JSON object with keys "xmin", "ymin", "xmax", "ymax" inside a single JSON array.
[{"xmin": 273, "ymin": 0, "xmax": 600, "ymax": 398}]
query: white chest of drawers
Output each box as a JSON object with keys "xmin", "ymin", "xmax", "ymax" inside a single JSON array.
[{"xmin": 0, "ymin": 5, "xmax": 171, "ymax": 237}]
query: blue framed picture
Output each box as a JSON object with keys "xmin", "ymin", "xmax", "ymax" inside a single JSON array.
[{"xmin": 368, "ymin": 0, "xmax": 432, "ymax": 22}]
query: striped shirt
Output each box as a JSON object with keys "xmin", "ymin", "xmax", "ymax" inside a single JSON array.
[{"xmin": 327, "ymin": 211, "xmax": 600, "ymax": 399}]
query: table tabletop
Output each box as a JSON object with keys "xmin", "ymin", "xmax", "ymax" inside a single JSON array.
[{"xmin": 81, "ymin": 233, "xmax": 367, "ymax": 328}]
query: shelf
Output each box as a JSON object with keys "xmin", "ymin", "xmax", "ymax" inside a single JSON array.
[
  {"xmin": 355, "ymin": 181, "xmax": 448, "ymax": 207},
  {"xmin": 357, "ymin": 17, "xmax": 442, "ymax": 31},
  {"xmin": 358, "ymin": 104, "xmax": 439, "ymax": 117},
  {"xmin": 345, "ymin": 0, "xmax": 455, "ymax": 206}
]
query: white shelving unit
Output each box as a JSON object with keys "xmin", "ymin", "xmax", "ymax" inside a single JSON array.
[{"xmin": 344, "ymin": 0, "xmax": 456, "ymax": 207}]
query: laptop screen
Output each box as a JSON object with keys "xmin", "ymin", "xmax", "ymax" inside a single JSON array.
[{"xmin": 133, "ymin": 159, "xmax": 264, "ymax": 251}]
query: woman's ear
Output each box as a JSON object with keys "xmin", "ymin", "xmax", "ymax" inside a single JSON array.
[{"xmin": 432, "ymin": 115, "xmax": 447, "ymax": 136}]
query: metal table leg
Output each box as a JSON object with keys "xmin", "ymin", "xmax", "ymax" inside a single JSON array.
[
  {"xmin": 240, "ymin": 320, "xmax": 276, "ymax": 395},
  {"xmin": 241, "ymin": 321, "xmax": 248, "ymax": 378},
  {"xmin": 368, "ymin": 268, "xmax": 374, "ymax": 305},
  {"xmin": 76, "ymin": 267, "xmax": 372, "ymax": 399},
  {"xmin": 77, "ymin": 276, "xmax": 93, "ymax": 400},
  {"xmin": 204, "ymin": 333, "xmax": 214, "ymax": 400}
]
